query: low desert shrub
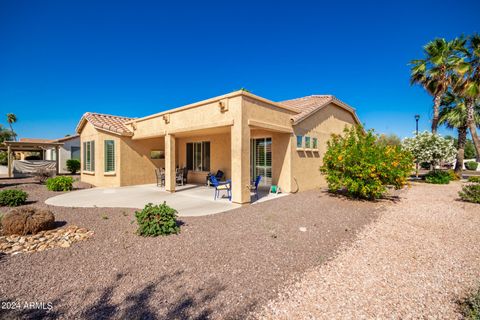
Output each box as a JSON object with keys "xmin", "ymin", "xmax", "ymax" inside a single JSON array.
[
  {"xmin": 33, "ymin": 168, "xmax": 54, "ymax": 184},
  {"xmin": 0, "ymin": 189, "xmax": 28, "ymax": 207},
  {"xmin": 465, "ymin": 161, "xmax": 479, "ymax": 171},
  {"xmin": 135, "ymin": 202, "xmax": 180, "ymax": 236},
  {"xmin": 2, "ymin": 207, "xmax": 55, "ymax": 235},
  {"xmin": 459, "ymin": 287, "xmax": 480, "ymax": 319},
  {"xmin": 468, "ymin": 176, "xmax": 480, "ymax": 183},
  {"xmin": 320, "ymin": 126, "xmax": 413, "ymax": 200},
  {"xmin": 46, "ymin": 176, "xmax": 74, "ymax": 191},
  {"xmin": 459, "ymin": 184, "xmax": 480, "ymax": 204},
  {"xmin": 424, "ymin": 170, "xmax": 451, "ymax": 184},
  {"xmin": 447, "ymin": 169, "xmax": 460, "ymax": 181},
  {"xmin": 66, "ymin": 159, "xmax": 81, "ymax": 174}
]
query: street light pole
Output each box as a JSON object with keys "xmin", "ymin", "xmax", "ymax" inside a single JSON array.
[{"xmin": 415, "ymin": 115, "xmax": 420, "ymax": 178}]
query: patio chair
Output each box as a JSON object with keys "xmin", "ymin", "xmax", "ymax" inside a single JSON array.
[
  {"xmin": 209, "ymin": 175, "xmax": 231, "ymax": 201},
  {"xmin": 155, "ymin": 168, "xmax": 165, "ymax": 187},
  {"xmin": 182, "ymin": 167, "xmax": 188, "ymax": 184},
  {"xmin": 250, "ymin": 175, "xmax": 262, "ymax": 200},
  {"xmin": 175, "ymin": 168, "xmax": 184, "ymax": 186},
  {"xmin": 206, "ymin": 170, "xmax": 225, "ymax": 186}
]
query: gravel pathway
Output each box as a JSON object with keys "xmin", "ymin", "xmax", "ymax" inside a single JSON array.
[
  {"xmin": 256, "ymin": 182, "xmax": 480, "ymax": 319},
  {"xmin": 0, "ymin": 178, "xmax": 379, "ymax": 319}
]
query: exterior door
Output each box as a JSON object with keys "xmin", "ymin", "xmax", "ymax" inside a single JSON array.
[{"xmin": 250, "ymin": 137, "xmax": 272, "ymax": 186}]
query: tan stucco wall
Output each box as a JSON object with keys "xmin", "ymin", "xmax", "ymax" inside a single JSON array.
[
  {"xmin": 291, "ymin": 103, "xmax": 357, "ymax": 191},
  {"xmin": 177, "ymin": 133, "xmax": 231, "ymax": 184},
  {"xmin": 120, "ymin": 137, "xmax": 165, "ymax": 186},
  {"xmin": 80, "ymin": 122, "xmax": 121, "ymax": 187}
]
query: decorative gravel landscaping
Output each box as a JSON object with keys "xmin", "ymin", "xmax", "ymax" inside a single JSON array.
[
  {"xmin": 0, "ymin": 177, "xmax": 380, "ymax": 319},
  {"xmin": 256, "ymin": 181, "xmax": 480, "ymax": 319}
]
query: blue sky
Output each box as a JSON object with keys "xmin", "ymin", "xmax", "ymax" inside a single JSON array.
[{"xmin": 0, "ymin": 0, "xmax": 479, "ymax": 140}]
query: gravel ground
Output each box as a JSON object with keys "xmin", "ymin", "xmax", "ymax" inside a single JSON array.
[
  {"xmin": 0, "ymin": 177, "xmax": 379, "ymax": 319},
  {"xmin": 256, "ymin": 181, "xmax": 480, "ymax": 319}
]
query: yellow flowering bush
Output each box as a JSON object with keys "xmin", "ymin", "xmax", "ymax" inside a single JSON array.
[{"xmin": 321, "ymin": 126, "xmax": 414, "ymax": 199}]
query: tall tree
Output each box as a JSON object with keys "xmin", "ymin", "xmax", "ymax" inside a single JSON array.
[
  {"xmin": 439, "ymin": 92, "xmax": 480, "ymax": 174},
  {"xmin": 461, "ymin": 34, "xmax": 480, "ymax": 161},
  {"xmin": 0, "ymin": 124, "xmax": 13, "ymax": 143},
  {"xmin": 6, "ymin": 113, "xmax": 17, "ymax": 141},
  {"xmin": 410, "ymin": 38, "xmax": 466, "ymax": 134}
]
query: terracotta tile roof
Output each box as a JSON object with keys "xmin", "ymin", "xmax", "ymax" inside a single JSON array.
[
  {"xmin": 279, "ymin": 95, "xmax": 359, "ymax": 124},
  {"xmin": 20, "ymin": 138, "xmax": 53, "ymax": 143},
  {"xmin": 77, "ymin": 112, "xmax": 135, "ymax": 136}
]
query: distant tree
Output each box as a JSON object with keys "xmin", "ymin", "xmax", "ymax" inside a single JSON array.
[
  {"xmin": 410, "ymin": 37, "xmax": 467, "ymax": 134},
  {"xmin": 402, "ymin": 131, "xmax": 457, "ymax": 168},
  {"xmin": 377, "ymin": 133, "xmax": 401, "ymax": 146},
  {"xmin": 462, "ymin": 34, "xmax": 480, "ymax": 160},
  {"xmin": 0, "ymin": 124, "xmax": 13, "ymax": 143},
  {"xmin": 6, "ymin": 113, "xmax": 17, "ymax": 141},
  {"xmin": 439, "ymin": 92, "xmax": 480, "ymax": 174},
  {"xmin": 445, "ymin": 136, "xmax": 477, "ymax": 159}
]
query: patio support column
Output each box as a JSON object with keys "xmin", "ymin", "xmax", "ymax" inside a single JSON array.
[
  {"xmin": 55, "ymin": 146, "xmax": 60, "ymax": 175},
  {"xmin": 165, "ymin": 133, "xmax": 176, "ymax": 192},
  {"xmin": 231, "ymin": 119, "xmax": 251, "ymax": 204},
  {"xmin": 7, "ymin": 145, "xmax": 12, "ymax": 178}
]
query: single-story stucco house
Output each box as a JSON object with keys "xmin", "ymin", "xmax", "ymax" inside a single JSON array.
[{"xmin": 76, "ymin": 90, "xmax": 361, "ymax": 204}]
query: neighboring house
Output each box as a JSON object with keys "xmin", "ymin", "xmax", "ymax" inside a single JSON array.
[
  {"xmin": 20, "ymin": 135, "xmax": 80, "ymax": 173},
  {"xmin": 76, "ymin": 90, "xmax": 361, "ymax": 204}
]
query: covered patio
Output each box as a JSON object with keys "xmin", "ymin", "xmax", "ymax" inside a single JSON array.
[
  {"xmin": 0, "ymin": 141, "xmax": 64, "ymax": 177},
  {"xmin": 45, "ymin": 183, "xmax": 287, "ymax": 216}
]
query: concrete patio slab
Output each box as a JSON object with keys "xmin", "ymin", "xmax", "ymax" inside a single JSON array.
[{"xmin": 45, "ymin": 184, "xmax": 288, "ymax": 216}]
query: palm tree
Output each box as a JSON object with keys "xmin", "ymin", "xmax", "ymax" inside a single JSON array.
[
  {"xmin": 6, "ymin": 113, "xmax": 17, "ymax": 141},
  {"xmin": 410, "ymin": 37, "xmax": 467, "ymax": 134},
  {"xmin": 461, "ymin": 34, "xmax": 480, "ymax": 161},
  {"xmin": 439, "ymin": 92, "xmax": 480, "ymax": 173}
]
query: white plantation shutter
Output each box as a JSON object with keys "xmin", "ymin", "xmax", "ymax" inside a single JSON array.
[
  {"xmin": 83, "ymin": 141, "xmax": 96, "ymax": 171},
  {"xmin": 91, "ymin": 141, "xmax": 95, "ymax": 171},
  {"xmin": 104, "ymin": 140, "xmax": 115, "ymax": 172}
]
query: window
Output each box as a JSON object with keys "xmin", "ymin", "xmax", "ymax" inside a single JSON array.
[
  {"xmin": 186, "ymin": 142, "xmax": 210, "ymax": 171},
  {"xmin": 71, "ymin": 146, "xmax": 80, "ymax": 160},
  {"xmin": 49, "ymin": 149, "xmax": 57, "ymax": 161},
  {"xmin": 296, "ymin": 135, "xmax": 303, "ymax": 148},
  {"xmin": 83, "ymin": 141, "xmax": 95, "ymax": 171},
  {"xmin": 104, "ymin": 140, "xmax": 115, "ymax": 173},
  {"xmin": 312, "ymin": 138, "xmax": 318, "ymax": 149},
  {"xmin": 150, "ymin": 150, "xmax": 165, "ymax": 159},
  {"xmin": 305, "ymin": 137, "xmax": 311, "ymax": 149}
]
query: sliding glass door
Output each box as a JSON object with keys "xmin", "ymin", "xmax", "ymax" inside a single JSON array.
[{"xmin": 250, "ymin": 138, "xmax": 272, "ymax": 186}]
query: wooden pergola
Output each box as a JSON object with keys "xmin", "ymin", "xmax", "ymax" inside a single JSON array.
[{"xmin": 0, "ymin": 141, "xmax": 64, "ymax": 178}]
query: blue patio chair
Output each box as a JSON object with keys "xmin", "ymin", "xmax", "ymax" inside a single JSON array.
[
  {"xmin": 251, "ymin": 175, "xmax": 262, "ymax": 200},
  {"xmin": 209, "ymin": 175, "xmax": 231, "ymax": 201}
]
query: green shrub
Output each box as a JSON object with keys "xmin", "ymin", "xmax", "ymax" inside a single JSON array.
[
  {"xmin": 424, "ymin": 170, "xmax": 451, "ymax": 184},
  {"xmin": 459, "ymin": 184, "xmax": 480, "ymax": 204},
  {"xmin": 66, "ymin": 159, "xmax": 81, "ymax": 174},
  {"xmin": 468, "ymin": 176, "xmax": 480, "ymax": 183},
  {"xmin": 135, "ymin": 202, "xmax": 180, "ymax": 236},
  {"xmin": 0, "ymin": 189, "xmax": 28, "ymax": 207},
  {"xmin": 320, "ymin": 126, "xmax": 414, "ymax": 200},
  {"xmin": 459, "ymin": 287, "xmax": 480, "ymax": 319},
  {"xmin": 0, "ymin": 151, "xmax": 7, "ymax": 166},
  {"xmin": 465, "ymin": 161, "xmax": 479, "ymax": 171},
  {"xmin": 46, "ymin": 176, "xmax": 74, "ymax": 191}
]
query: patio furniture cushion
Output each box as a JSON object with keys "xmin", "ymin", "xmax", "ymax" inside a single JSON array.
[{"xmin": 216, "ymin": 184, "xmax": 230, "ymax": 190}]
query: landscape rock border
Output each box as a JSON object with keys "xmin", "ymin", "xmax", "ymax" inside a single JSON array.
[{"xmin": 0, "ymin": 225, "xmax": 94, "ymax": 255}]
